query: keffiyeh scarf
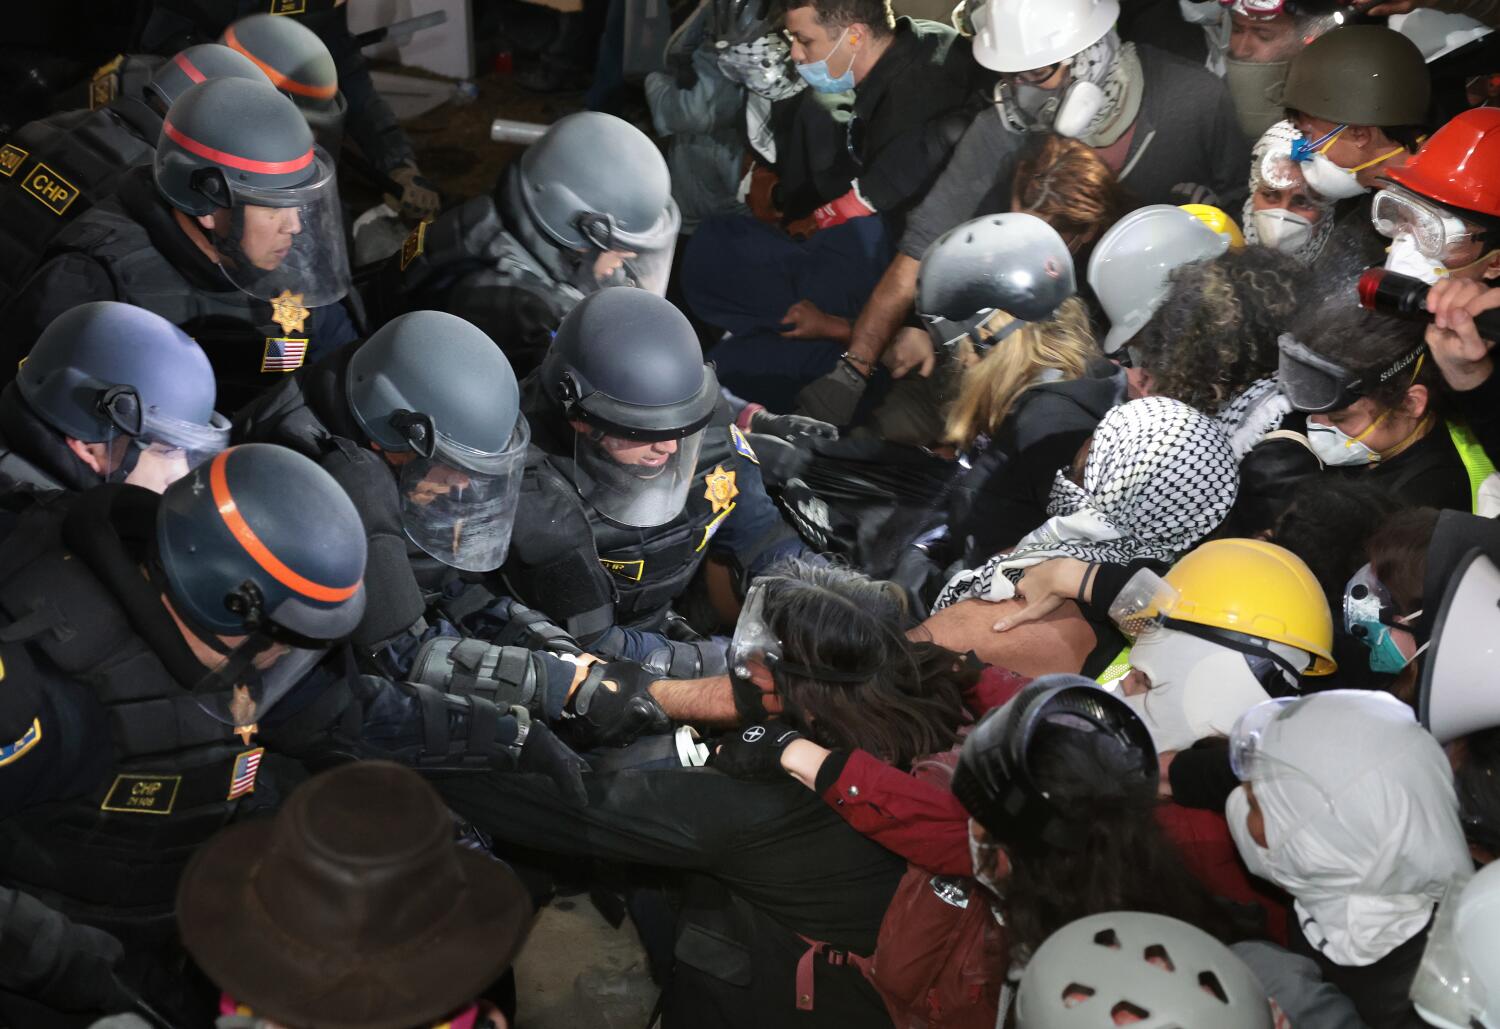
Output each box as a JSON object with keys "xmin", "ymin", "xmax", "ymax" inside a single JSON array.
[
  {"xmin": 717, "ymin": 34, "xmax": 806, "ymax": 102},
  {"xmin": 933, "ymin": 397, "xmax": 1239, "ymax": 610},
  {"xmin": 1215, "ymin": 377, "xmax": 1292, "ymax": 461},
  {"xmin": 1241, "ymin": 119, "xmax": 1336, "ymax": 266}
]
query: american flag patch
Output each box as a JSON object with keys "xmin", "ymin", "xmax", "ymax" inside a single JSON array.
[
  {"xmin": 227, "ymin": 747, "xmax": 264, "ymax": 800},
  {"xmin": 261, "ymin": 337, "xmax": 307, "ymax": 373}
]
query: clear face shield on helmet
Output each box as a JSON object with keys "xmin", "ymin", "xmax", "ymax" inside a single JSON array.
[
  {"xmin": 1372, "ymin": 185, "xmax": 1487, "ymax": 262},
  {"xmin": 212, "ymin": 146, "xmax": 351, "ymax": 308},
  {"xmin": 392, "ymin": 412, "xmax": 531, "ymax": 573},
  {"xmin": 1110, "ymin": 568, "xmax": 1305, "ymax": 696},
  {"xmin": 573, "ymin": 421, "xmax": 705, "ymax": 528},
  {"xmin": 566, "ymin": 202, "xmax": 682, "ymax": 298},
  {"xmin": 93, "ymin": 385, "xmax": 231, "ymax": 492}
]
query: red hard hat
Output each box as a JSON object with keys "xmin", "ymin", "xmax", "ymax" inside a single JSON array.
[{"xmin": 1384, "ymin": 107, "xmax": 1500, "ymax": 220}]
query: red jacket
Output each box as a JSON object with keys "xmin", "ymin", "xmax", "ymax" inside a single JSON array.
[{"xmin": 818, "ymin": 666, "xmax": 1289, "ymax": 943}]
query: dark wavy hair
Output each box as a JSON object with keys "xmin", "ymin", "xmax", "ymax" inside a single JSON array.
[
  {"xmin": 999, "ymin": 724, "xmax": 1238, "ymax": 957},
  {"xmin": 783, "ymin": 0, "xmax": 895, "ymax": 34},
  {"xmin": 1134, "ymin": 246, "xmax": 1305, "ymax": 414},
  {"xmin": 759, "ymin": 560, "xmax": 970, "ymax": 767},
  {"xmin": 1288, "ymin": 304, "xmax": 1443, "ymax": 415},
  {"xmin": 1366, "ymin": 506, "xmax": 1442, "ymax": 615}
]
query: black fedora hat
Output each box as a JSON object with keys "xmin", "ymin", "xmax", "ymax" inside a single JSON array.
[{"xmin": 177, "ymin": 761, "xmax": 532, "ymax": 1029}]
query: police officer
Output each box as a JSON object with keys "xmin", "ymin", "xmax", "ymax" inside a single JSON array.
[
  {"xmin": 219, "ymin": 14, "xmax": 348, "ymax": 162},
  {"xmin": 141, "ymin": 0, "xmax": 439, "ymax": 220},
  {"xmin": 374, "ymin": 112, "xmax": 681, "ymax": 377},
  {"xmin": 0, "ymin": 443, "xmax": 587, "ymax": 1026},
  {"xmin": 0, "ymin": 301, "xmax": 229, "ymax": 497},
  {"xmin": 503, "ymin": 288, "xmax": 805, "ymax": 675},
  {"xmin": 0, "ymin": 42, "xmax": 267, "ymax": 312},
  {"xmin": 3, "ymin": 76, "xmax": 360, "ymax": 413},
  {"xmin": 233, "ymin": 309, "xmax": 673, "ymax": 743}
]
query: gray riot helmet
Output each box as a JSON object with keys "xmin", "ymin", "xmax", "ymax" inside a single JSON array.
[
  {"xmin": 16, "ymin": 301, "xmax": 229, "ymax": 490},
  {"xmin": 916, "ymin": 213, "xmax": 1077, "ymax": 355},
  {"xmin": 346, "ymin": 311, "xmax": 529, "ymax": 573},
  {"xmin": 1015, "ymin": 911, "xmax": 1275, "ymax": 1028},
  {"xmin": 145, "ymin": 43, "xmax": 270, "ymax": 116},
  {"xmin": 155, "ymin": 77, "xmax": 350, "ymax": 307},
  {"xmin": 515, "ymin": 112, "xmax": 681, "ymax": 297},
  {"xmin": 222, "ymin": 13, "xmax": 347, "ymax": 155},
  {"xmin": 156, "ymin": 444, "xmax": 366, "ymax": 730},
  {"xmin": 540, "ymin": 288, "xmax": 719, "ymax": 528}
]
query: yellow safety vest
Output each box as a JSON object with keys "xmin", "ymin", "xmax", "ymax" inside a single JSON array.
[{"xmin": 1448, "ymin": 420, "xmax": 1495, "ymax": 515}]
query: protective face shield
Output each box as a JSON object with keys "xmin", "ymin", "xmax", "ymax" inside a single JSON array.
[
  {"xmin": 193, "ymin": 641, "xmax": 331, "ymax": 732},
  {"xmin": 395, "ymin": 415, "xmax": 530, "ymax": 573},
  {"xmin": 298, "ymin": 91, "xmax": 347, "ymax": 161},
  {"xmin": 88, "ymin": 384, "xmax": 231, "ymax": 490},
  {"xmin": 1344, "ymin": 563, "xmax": 1427, "ymax": 675},
  {"xmin": 210, "ymin": 145, "xmax": 351, "ymax": 307},
  {"xmin": 1275, "ymin": 331, "xmax": 1426, "ymax": 414},
  {"xmin": 1252, "ymin": 208, "xmax": 1313, "ymax": 252},
  {"xmin": 1109, "ymin": 568, "xmax": 1310, "ymax": 696},
  {"xmin": 573, "ymin": 423, "xmax": 705, "ymax": 528},
  {"xmin": 564, "ymin": 203, "xmax": 681, "ymax": 298},
  {"xmin": 1120, "ymin": 627, "xmax": 1297, "ymax": 753},
  {"xmin": 717, "ymin": 34, "xmax": 806, "ymax": 100}
]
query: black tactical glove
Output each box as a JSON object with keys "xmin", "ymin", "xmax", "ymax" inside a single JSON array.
[
  {"xmin": 463, "ymin": 597, "xmax": 584, "ymax": 656},
  {"xmin": 516, "ymin": 713, "xmax": 591, "ymax": 806},
  {"xmin": 748, "ymin": 409, "xmax": 840, "ymax": 443},
  {"xmin": 563, "ymin": 659, "xmax": 672, "ymax": 749},
  {"xmin": 709, "ymin": 721, "xmax": 803, "ymax": 782},
  {"xmin": 796, "ymin": 358, "xmax": 867, "ymax": 427}
]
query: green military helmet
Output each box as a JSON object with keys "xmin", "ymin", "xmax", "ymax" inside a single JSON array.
[{"xmin": 1282, "ymin": 25, "xmax": 1430, "ymax": 128}]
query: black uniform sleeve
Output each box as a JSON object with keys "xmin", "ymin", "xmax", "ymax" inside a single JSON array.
[
  {"xmin": 1452, "ymin": 366, "xmax": 1500, "ymax": 474},
  {"xmin": 897, "ymin": 107, "xmax": 1021, "ymax": 259},
  {"xmin": 0, "ymin": 644, "xmax": 113, "ymax": 820},
  {"xmin": 0, "ymin": 254, "xmax": 118, "ymax": 384},
  {"xmin": 0, "ymin": 886, "xmax": 129, "ymax": 1012}
]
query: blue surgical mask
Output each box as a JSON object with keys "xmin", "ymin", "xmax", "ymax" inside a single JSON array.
[{"xmin": 795, "ymin": 26, "xmax": 856, "ymax": 93}]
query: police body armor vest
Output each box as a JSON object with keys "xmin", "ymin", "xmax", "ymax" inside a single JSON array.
[
  {"xmin": 0, "ymin": 492, "xmax": 253, "ymax": 933},
  {"xmin": 0, "ymin": 99, "xmax": 160, "ymax": 311},
  {"xmin": 506, "ymin": 427, "xmax": 742, "ymax": 635},
  {"xmin": 49, "ymin": 200, "xmax": 310, "ymax": 409}
]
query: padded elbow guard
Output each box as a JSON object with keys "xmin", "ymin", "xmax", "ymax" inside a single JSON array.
[{"xmin": 408, "ymin": 636, "xmax": 554, "ymax": 715}]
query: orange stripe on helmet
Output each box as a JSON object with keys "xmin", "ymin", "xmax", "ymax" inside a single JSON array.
[
  {"xmin": 173, "ymin": 51, "xmax": 207, "ymax": 84},
  {"xmin": 209, "ymin": 451, "xmax": 360, "ymax": 604},
  {"xmin": 162, "ymin": 120, "xmax": 313, "ymax": 175},
  {"xmin": 223, "ymin": 25, "xmax": 338, "ymax": 101}
]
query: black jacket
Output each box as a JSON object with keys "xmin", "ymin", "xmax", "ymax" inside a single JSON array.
[{"xmin": 436, "ymin": 767, "xmax": 905, "ymax": 1028}]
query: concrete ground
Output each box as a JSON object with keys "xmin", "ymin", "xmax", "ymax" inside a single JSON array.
[{"xmin": 513, "ymin": 897, "xmax": 659, "ymax": 1029}]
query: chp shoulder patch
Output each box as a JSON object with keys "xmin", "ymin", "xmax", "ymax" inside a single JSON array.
[{"xmin": 729, "ymin": 424, "xmax": 759, "ymax": 464}]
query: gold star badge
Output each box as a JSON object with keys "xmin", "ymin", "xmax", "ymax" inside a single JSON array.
[
  {"xmin": 703, "ymin": 465, "xmax": 738, "ymax": 514},
  {"xmin": 270, "ymin": 290, "xmax": 309, "ymax": 335}
]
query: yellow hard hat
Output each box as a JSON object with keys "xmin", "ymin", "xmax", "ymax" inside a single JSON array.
[
  {"xmin": 1164, "ymin": 538, "xmax": 1337, "ymax": 675},
  {"xmin": 1179, "ymin": 204, "xmax": 1245, "ymax": 249}
]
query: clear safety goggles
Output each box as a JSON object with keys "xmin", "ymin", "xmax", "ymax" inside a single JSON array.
[
  {"xmin": 215, "ymin": 146, "xmax": 351, "ymax": 308},
  {"xmin": 729, "ymin": 580, "xmax": 879, "ymax": 684},
  {"xmin": 1342, "ymin": 563, "xmax": 1405, "ymax": 639},
  {"xmin": 1410, "ymin": 877, "xmax": 1486, "ymax": 1029},
  {"xmin": 1220, "ymin": 0, "xmax": 1287, "ymax": 18},
  {"xmin": 1228, "ymin": 695, "xmax": 1299, "ymax": 780},
  {"xmin": 567, "ymin": 201, "xmax": 682, "ymax": 297},
  {"xmin": 397, "ymin": 416, "xmax": 530, "ymax": 572},
  {"xmin": 1110, "ymin": 569, "xmax": 1306, "ymax": 695},
  {"xmin": 1372, "ymin": 185, "xmax": 1484, "ymax": 261}
]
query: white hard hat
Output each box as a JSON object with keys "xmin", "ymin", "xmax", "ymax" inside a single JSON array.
[
  {"xmin": 970, "ymin": 0, "xmax": 1120, "ymax": 73},
  {"xmin": 1086, "ymin": 204, "xmax": 1229, "ymax": 354},
  {"xmin": 1412, "ymin": 865, "xmax": 1500, "ymax": 1029}
]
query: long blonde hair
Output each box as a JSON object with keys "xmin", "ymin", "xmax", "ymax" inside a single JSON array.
[{"xmin": 944, "ymin": 297, "xmax": 1099, "ymax": 451}]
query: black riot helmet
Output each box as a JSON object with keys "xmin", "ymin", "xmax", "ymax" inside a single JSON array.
[
  {"xmin": 510, "ymin": 112, "xmax": 681, "ymax": 297},
  {"xmin": 154, "ymin": 77, "xmax": 350, "ymax": 307},
  {"xmin": 951, "ymin": 675, "xmax": 1157, "ymax": 854},
  {"xmin": 917, "ymin": 213, "xmax": 1078, "ymax": 356},
  {"xmin": 346, "ymin": 311, "xmax": 530, "ymax": 572},
  {"xmin": 16, "ymin": 301, "xmax": 229, "ymax": 489},
  {"xmin": 155, "ymin": 443, "xmax": 366, "ymax": 728},
  {"xmin": 539, "ymin": 288, "xmax": 719, "ymax": 527},
  {"xmin": 222, "ymin": 13, "xmax": 346, "ymax": 154},
  {"xmin": 145, "ymin": 43, "xmax": 269, "ymax": 116}
]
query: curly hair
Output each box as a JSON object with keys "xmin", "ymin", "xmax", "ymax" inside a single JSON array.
[
  {"xmin": 1133, "ymin": 246, "xmax": 1305, "ymax": 414},
  {"xmin": 1011, "ymin": 134, "xmax": 1127, "ymax": 245}
]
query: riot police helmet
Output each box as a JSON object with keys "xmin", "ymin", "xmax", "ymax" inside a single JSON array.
[
  {"xmin": 145, "ymin": 43, "xmax": 270, "ymax": 115},
  {"xmin": 222, "ymin": 13, "xmax": 346, "ymax": 152}
]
